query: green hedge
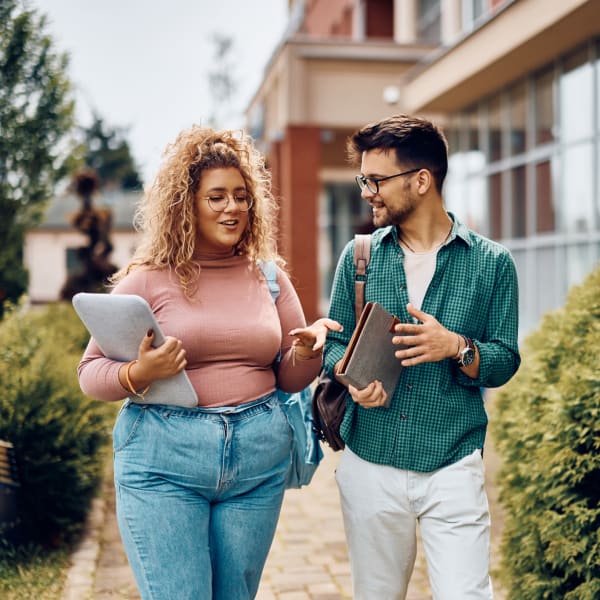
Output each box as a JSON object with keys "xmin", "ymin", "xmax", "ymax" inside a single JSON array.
[
  {"xmin": 0, "ymin": 302, "xmax": 115, "ymax": 547},
  {"xmin": 492, "ymin": 265, "xmax": 600, "ymax": 599}
]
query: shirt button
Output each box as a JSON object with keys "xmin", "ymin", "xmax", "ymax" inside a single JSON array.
[
  {"xmin": 406, "ymin": 384, "xmax": 413, "ymax": 391},
  {"xmin": 400, "ymin": 413, "xmax": 408, "ymax": 420}
]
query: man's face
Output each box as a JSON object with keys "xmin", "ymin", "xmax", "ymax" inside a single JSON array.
[{"xmin": 359, "ymin": 149, "xmax": 420, "ymax": 227}]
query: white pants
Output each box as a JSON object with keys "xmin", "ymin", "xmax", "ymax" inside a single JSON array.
[{"xmin": 336, "ymin": 447, "xmax": 493, "ymax": 600}]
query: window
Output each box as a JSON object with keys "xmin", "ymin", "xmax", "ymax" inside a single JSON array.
[
  {"xmin": 533, "ymin": 68, "xmax": 555, "ymax": 145},
  {"xmin": 510, "ymin": 166, "xmax": 527, "ymax": 238},
  {"xmin": 319, "ymin": 183, "xmax": 370, "ymax": 311},
  {"xmin": 535, "ymin": 160, "xmax": 555, "ymax": 233},
  {"xmin": 488, "ymin": 97, "xmax": 503, "ymax": 161},
  {"xmin": 365, "ymin": 0, "xmax": 394, "ymax": 39},
  {"xmin": 445, "ymin": 39, "xmax": 600, "ymax": 337},
  {"xmin": 560, "ymin": 142, "xmax": 594, "ymax": 233},
  {"xmin": 489, "ymin": 172, "xmax": 502, "ymax": 239},
  {"xmin": 509, "ymin": 82, "xmax": 527, "ymax": 155},
  {"xmin": 462, "ymin": 0, "xmax": 487, "ymax": 32},
  {"xmin": 417, "ymin": 0, "xmax": 441, "ymax": 44},
  {"xmin": 560, "ymin": 47, "xmax": 593, "ymax": 143}
]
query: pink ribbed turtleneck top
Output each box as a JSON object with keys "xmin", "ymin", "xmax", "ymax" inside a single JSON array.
[{"xmin": 77, "ymin": 252, "xmax": 320, "ymax": 407}]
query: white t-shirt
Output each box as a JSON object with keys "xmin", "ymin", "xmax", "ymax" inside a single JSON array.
[{"xmin": 403, "ymin": 248, "xmax": 439, "ymax": 314}]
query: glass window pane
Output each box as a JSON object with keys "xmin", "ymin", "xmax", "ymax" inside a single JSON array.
[
  {"xmin": 509, "ymin": 82, "xmax": 527, "ymax": 155},
  {"xmin": 446, "ymin": 152, "xmax": 468, "ymax": 221},
  {"xmin": 534, "ymin": 68, "xmax": 555, "ymax": 145},
  {"xmin": 466, "ymin": 173, "xmax": 487, "ymax": 235},
  {"xmin": 560, "ymin": 142, "xmax": 594, "ymax": 233},
  {"xmin": 445, "ymin": 126, "xmax": 461, "ymax": 156},
  {"xmin": 417, "ymin": 0, "xmax": 441, "ymax": 43},
  {"xmin": 511, "ymin": 249, "xmax": 533, "ymax": 333},
  {"xmin": 462, "ymin": 0, "xmax": 487, "ymax": 30},
  {"xmin": 489, "ymin": 172, "xmax": 502, "ymax": 239},
  {"xmin": 488, "ymin": 97, "xmax": 503, "ymax": 162},
  {"xmin": 319, "ymin": 183, "xmax": 368, "ymax": 306},
  {"xmin": 597, "ymin": 40, "xmax": 600, "ymax": 132},
  {"xmin": 511, "ymin": 165, "xmax": 527, "ymax": 238},
  {"xmin": 566, "ymin": 244, "xmax": 593, "ymax": 292},
  {"xmin": 536, "ymin": 246, "xmax": 562, "ymax": 316},
  {"xmin": 559, "ymin": 47, "xmax": 593, "ymax": 143},
  {"xmin": 465, "ymin": 108, "xmax": 480, "ymax": 154},
  {"xmin": 535, "ymin": 161, "xmax": 555, "ymax": 233}
]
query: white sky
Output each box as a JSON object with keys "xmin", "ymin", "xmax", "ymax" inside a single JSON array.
[{"xmin": 32, "ymin": 0, "xmax": 289, "ymax": 185}]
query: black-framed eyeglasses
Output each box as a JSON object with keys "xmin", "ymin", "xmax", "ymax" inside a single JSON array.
[
  {"xmin": 203, "ymin": 193, "xmax": 254, "ymax": 213},
  {"xmin": 355, "ymin": 168, "xmax": 422, "ymax": 194}
]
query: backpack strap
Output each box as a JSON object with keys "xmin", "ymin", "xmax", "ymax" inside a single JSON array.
[
  {"xmin": 353, "ymin": 234, "xmax": 372, "ymax": 319},
  {"xmin": 258, "ymin": 260, "xmax": 279, "ymax": 303},
  {"xmin": 260, "ymin": 235, "xmax": 371, "ymax": 320}
]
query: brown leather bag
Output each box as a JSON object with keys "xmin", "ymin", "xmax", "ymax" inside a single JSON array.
[{"xmin": 312, "ymin": 234, "xmax": 371, "ymax": 451}]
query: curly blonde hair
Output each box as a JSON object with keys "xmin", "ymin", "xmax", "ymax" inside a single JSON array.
[{"xmin": 112, "ymin": 126, "xmax": 282, "ymax": 294}]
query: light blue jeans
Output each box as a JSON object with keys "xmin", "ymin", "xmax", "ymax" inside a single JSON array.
[{"xmin": 112, "ymin": 393, "xmax": 291, "ymax": 600}]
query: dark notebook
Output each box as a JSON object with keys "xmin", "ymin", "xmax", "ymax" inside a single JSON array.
[{"xmin": 336, "ymin": 302, "xmax": 403, "ymax": 406}]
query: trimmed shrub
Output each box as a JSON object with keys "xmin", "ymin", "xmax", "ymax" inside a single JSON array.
[
  {"xmin": 492, "ymin": 265, "xmax": 600, "ymax": 599},
  {"xmin": 0, "ymin": 302, "xmax": 115, "ymax": 546}
]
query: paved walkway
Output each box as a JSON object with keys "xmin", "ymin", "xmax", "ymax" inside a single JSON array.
[{"xmin": 62, "ymin": 396, "xmax": 507, "ymax": 600}]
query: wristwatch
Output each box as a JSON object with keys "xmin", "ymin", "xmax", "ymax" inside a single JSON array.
[{"xmin": 456, "ymin": 336, "xmax": 475, "ymax": 367}]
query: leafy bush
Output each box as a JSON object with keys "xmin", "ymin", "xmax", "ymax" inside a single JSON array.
[
  {"xmin": 0, "ymin": 302, "xmax": 115, "ymax": 547},
  {"xmin": 492, "ymin": 266, "xmax": 600, "ymax": 599}
]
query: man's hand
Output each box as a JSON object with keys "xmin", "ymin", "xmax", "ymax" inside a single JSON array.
[
  {"xmin": 392, "ymin": 303, "xmax": 458, "ymax": 366},
  {"xmin": 347, "ymin": 381, "xmax": 388, "ymax": 408}
]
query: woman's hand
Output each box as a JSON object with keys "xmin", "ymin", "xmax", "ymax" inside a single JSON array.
[
  {"xmin": 119, "ymin": 329, "xmax": 187, "ymax": 391},
  {"xmin": 288, "ymin": 318, "xmax": 343, "ymax": 353}
]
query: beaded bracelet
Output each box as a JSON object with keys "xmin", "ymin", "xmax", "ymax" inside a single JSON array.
[
  {"xmin": 292, "ymin": 345, "xmax": 322, "ymax": 367},
  {"xmin": 124, "ymin": 360, "xmax": 151, "ymax": 399}
]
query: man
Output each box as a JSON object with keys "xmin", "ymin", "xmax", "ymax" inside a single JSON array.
[{"xmin": 324, "ymin": 114, "xmax": 520, "ymax": 599}]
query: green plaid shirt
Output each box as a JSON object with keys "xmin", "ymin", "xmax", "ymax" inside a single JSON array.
[{"xmin": 324, "ymin": 213, "xmax": 520, "ymax": 472}]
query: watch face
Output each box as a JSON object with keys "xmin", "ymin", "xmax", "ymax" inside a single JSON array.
[{"xmin": 461, "ymin": 348, "xmax": 475, "ymax": 366}]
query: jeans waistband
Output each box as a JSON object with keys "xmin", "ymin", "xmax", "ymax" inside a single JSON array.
[
  {"xmin": 196, "ymin": 392, "xmax": 276, "ymax": 414},
  {"xmin": 138, "ymin": 391, "xmax": 277, "ymax": 421}
]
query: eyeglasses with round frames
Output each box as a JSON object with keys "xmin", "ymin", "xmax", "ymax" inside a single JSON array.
[
  {"xmin": 203, "ymin": 192, "xmax": 253, "ymax": 213},
  {"xmin": 355, "ymin": 168, "xmax": 422, "ymax": 194}
]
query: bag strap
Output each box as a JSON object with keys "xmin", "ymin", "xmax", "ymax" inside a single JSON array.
[
  {"xmin": 353, "ymin": 233, "xmax": 372, "ymax": 320},
  {"xmin": 259, "ymin": 260, "xmax": 279, "ymax": 303},
  {"xmin": 261, "ymin": 234, "xmax": 372, "ymax": 320}
]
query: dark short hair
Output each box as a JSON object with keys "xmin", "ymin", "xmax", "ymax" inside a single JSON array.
[{"xmin": 347, "ymin": 114, "xmax": 448, "ymax": 193}]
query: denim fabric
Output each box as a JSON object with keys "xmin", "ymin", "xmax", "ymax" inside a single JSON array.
[{"xmin": 113, "ymin": 393, "xmax": 292, "ymax": 600}]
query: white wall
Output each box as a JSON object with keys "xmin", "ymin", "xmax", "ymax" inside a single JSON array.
[{"xmin": 24, "ymin": 230, "xmax": 139, "ymax": 302}]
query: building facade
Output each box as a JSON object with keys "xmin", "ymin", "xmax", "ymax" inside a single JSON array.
[
  {"xmin": 247, "ymin": 0, "xmax": 600, "ymax": 333},
  {"xmin": 24, "ymin": 191, "xmax": 140, "ymax": 303}
]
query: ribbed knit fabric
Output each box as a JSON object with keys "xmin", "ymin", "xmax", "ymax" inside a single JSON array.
[{"xmin": 78, "ymin": 253, "xmax": 320, "ymax": 407}]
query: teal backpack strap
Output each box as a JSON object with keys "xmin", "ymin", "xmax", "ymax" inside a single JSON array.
[
  {"xmin": 258, "ymin": 260, "xmax": 322, "ymax": 489},
  {"xmin": 258, "ymin": 260, "xmax": 280, "ymax": 303}
]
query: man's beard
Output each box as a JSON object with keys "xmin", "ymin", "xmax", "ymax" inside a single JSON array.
[{"xmin": 371, "ymin": 196, "xmax": 417, "ymax": 228}]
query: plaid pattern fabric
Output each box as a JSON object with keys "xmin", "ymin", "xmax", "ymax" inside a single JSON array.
[{"xmin": 323, "ymin": 213, "xmax": 520, "ymax": 472}]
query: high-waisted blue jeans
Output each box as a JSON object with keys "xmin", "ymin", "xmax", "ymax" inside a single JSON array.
[{"xmin": 112, "ymin": 393, "xmax": 291, "ymax": 600}]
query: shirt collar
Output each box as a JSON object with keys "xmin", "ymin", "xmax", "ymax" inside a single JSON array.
[{"xmin": 378, "ymin": 211, "xmax": 472, "ymax": 249}]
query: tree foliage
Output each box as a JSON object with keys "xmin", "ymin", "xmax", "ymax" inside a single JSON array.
[
  {"xmin": 78, "ymin": 114, "xmax": 142, "ymax": 190},
  {"xmin": 0, "ymin": 0, "xmax": 75, "ymax": 313},
  {"xmin": 207, "ymin": 33, "xmax": 238, "ymax": 127},
  {"xmin": 492, "ymin": 266, "xmax": 600, "ymax": 599}
]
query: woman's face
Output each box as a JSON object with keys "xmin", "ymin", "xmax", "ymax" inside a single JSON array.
[{"xmin": 194, "ymin": 167, "xmax": 250, "ymax": 254}]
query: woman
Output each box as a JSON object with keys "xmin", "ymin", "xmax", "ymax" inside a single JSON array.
[{"xmin": 77, "ymin": 126, "xmax": 340, "ymax": 599}]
